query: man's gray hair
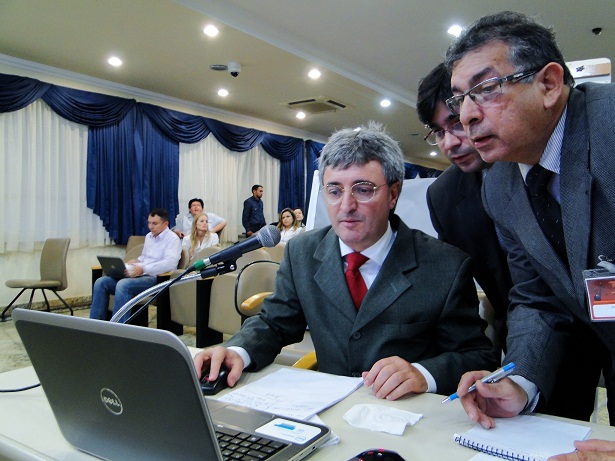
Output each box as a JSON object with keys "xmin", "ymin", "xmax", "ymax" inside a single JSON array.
[
  {"xmin": 445, "ymin": 11, "xmax": 574, "ymax": 86},
  {"xmin": 318, "ymin": 121, "xmax": 405, "ymax": 191}
]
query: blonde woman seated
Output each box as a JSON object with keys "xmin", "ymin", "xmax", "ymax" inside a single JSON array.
[
  {"xmin": 182, "ymin": 212, "xmax": 219, "ymax": 260},
  {"xmin": 277, "ymin": 208, "xmax": 303, "ymax": 244}
]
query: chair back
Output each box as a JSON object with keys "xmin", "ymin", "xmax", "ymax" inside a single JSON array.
[
  {"xmin": 264, "ymin": 243, "xmax": 286, "ymax": 263},
  {"xmin": 234, "ymin": 260, "xmax": 280, "ymax": 317},
  {"xmin": 190, "ymin": 245, "xmax": 222, "ymax": 263},
  {"xmin": 39, "ymin": 238, "xmax": 71, "ymax": 291},
  {"xmin": 235, "ymin": 248, "xmax": 271, "ymax": 271},
  {"xmin": 177, "ymin": 248, "xmax": 189, "ymax": 269},
  {"xmin": 125, "ymin": 235, "xmax": 145, "ymax": 254},
  {"xmin": 123, "ymin": 243, "xmax": 144, "ymax": 263},
  {"xmin": 168, "ymin": 245, "xmax": 223, "ymax": 327},
  {"xmin": 168, "ymin": 269, "xmax": 197, "ymax": 326}
]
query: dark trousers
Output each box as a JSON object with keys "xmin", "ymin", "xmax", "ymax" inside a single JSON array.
[{"xmin": 541, "ymin": 321, "xmax": 607, "ymax": 422}]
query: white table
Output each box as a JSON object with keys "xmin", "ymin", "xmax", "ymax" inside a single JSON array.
[{"xmin": 1, "ymin": 364, "xmax": 614, "ymax": 461}]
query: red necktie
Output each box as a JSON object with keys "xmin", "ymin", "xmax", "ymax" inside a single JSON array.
[{"xmin": 345, "ymin": 252, "xmax": 369, "ymax": 310}]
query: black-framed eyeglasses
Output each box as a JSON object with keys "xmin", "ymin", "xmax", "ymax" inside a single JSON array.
[
  {"xmin": 445, "ymin": 68, "xmax": 541, "ymax": 116},
  {"xmin": 424, "ymin": 119, "xmax": 464, "ymax": 146},
  {"xmin": 322, "ymin": 181, "xmax": 387, "ymax": 205}
]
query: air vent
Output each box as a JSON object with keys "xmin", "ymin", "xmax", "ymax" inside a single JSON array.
[{"xmin": 285, "ymin": 97, "xmax": 348, "ymax": 114}]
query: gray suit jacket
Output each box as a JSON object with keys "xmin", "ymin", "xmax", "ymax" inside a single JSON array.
[
  {"xmin": 482, "ymin": 82, "xmax": 615, "ymax": 399},
  {"xmin": 427, "ymin": 166, "xmax": 512, "ymax": 346},
  {"xmin": 226, "ymin": 216, "xmax": 497, "ymax": 395}
]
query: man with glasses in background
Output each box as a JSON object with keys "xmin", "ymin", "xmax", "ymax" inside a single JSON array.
[
  {"xmin": 194, "ymin": 122, "xmax": 497, "ymax": 401},
  {"xmin": 444, "ymin": 11, "xmax": 615, "ymax": 455},
  {"xmin": 417, "ymin": 63, "xmax": 512, "ymax": 355}
]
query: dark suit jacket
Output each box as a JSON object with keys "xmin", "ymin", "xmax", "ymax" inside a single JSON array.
[
  {"xmin": 226, "ymin": 216, "xmax": 497, "ymax": 395},
  {"xmin": 482, "ymin": 83, "xmax": 615, "ymax": 402},
  {"xmin": 427, "ymin": 166, "xmax": 512, "ymax": 347}
]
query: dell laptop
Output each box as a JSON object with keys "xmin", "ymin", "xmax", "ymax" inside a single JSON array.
[
  {"xmin": 13, "ymin": 309, "xmax": 330, "ymax": 461},
  {"xmin": 96, "ymin": 255, "xmax": 128, "ymax": 279}
]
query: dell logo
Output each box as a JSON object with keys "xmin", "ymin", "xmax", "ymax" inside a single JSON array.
[{"xmin": 100, "ymin": 388, "xmax": 123, "ymax": 415}]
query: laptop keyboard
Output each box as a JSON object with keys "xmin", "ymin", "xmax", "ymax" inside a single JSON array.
[{"xmin": 216, "ymin": 427, "xmax": 289, "ymax": 461}]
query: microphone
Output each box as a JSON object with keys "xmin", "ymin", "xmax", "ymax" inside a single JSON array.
[{"xmin": 188, "ymin": 225, "xmax": 281, "ymax": 272}]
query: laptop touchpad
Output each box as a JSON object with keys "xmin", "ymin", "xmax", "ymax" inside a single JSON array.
[{"xmin": 208, "ymin": 402, "xmax": 273, "ymax": 428}]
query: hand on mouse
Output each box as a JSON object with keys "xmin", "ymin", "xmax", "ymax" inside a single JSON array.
[{"xmin": 193, "ymin": 346, "xmax": 245, "ymax": 388}]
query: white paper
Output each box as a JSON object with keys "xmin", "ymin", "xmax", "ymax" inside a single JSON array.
[
  {"xmin": 218, "ymin": 368, "xmax": 363, "ymax": 420},
  {"xmin": 454, "ymin": 415, "xmax": 591, "ymax": 461}
]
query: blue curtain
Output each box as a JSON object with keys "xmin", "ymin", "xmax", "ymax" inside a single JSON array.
[
  {"xmin": 0, "ymin": 72, "xmax": 308, "ymax": 244},
  {"xmin": 0, "ymin": 74, "xmax": 51, "ymax": 112},
  {"xmin": 405, "ymin": 163, "xmax": 443, "ymax": 179},
  {"xmin": 261, "ymin": 134, "xmax": 305, "ymax": 213}
]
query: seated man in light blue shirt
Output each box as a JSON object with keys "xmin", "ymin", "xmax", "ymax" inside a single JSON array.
[
  {"xmin": 90, "ymin": 208, "xmax": 182, "ymax": 322},
  {"xmin": 173, "ymin": 198, "xmax": 227, "ymax": 239}
]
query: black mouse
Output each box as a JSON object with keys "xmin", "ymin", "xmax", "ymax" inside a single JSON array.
[{"xmin": 200, "ymin": 366, "xmax": 230, "ymax": 395}]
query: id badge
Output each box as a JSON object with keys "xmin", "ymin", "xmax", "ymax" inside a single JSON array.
[{"xmin": 584, "ymin": 259, "xmax": 615, "ymax": 321}]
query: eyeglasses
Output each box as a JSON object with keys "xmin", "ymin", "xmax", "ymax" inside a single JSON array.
[
  {"xmin": 445, "ymin": 68, "xmax": 541, "ymax": 116},
  {"xmin": 322, "ymin": 181, "xmax": 387, "ymax": 205},
  {"xmin": 424, "ymin": 119, "xmax": 464, "ymax": 146}
]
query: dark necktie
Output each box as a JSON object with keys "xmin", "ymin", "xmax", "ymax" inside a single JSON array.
[
  {"xmin": 525, "ymin": 164, "xmax": 567, "ymax": 261},
  {"xmin": 345, "ymin": 252, "xmax": 369, "ymax": 310}
]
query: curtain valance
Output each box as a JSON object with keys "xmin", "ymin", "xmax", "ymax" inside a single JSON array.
[{"xmin": 0, "ymin": 72, "xmax": 307, "ymax": 244}]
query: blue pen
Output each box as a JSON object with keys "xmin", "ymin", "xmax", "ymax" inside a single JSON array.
[{"xmin": 441, "ymin": 362, "xmax": 516, "ymax": 404}]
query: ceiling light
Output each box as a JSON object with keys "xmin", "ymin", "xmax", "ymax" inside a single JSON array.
[
  {"xmin": 308, "ymin": 69, "xmax": 321, "ymax": 79},
  {"xmin": 296, "ymin": 111, "xmax": 306, "ymax": 119},
  {"xmin": 218, "ymin": 89, "xmax": 229, "ymax": 97},
  {"xmin": 429, "ymin": 151, "xmax": 438, "ymax": 157},
  {"xmin": 203, "ymin": 25, "xmax": 219, "ymax": 37},
  {"xmin": 380, "ymin": 99, "xmax": 391, "ymax": 108},
  {"xmin": 107, "ymin": 56, "xmax": 122, "ymax": 67},
  {"xmin": 448, "ymin": 25, "xmax": 463, "ymax": 37}
]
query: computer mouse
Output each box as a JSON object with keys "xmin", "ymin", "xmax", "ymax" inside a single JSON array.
[
  {"xmin": 348, "ymin": 448, "xmax": 406, "ymax": 461},
  {"xmin": 200, "ymin": 365, "xmax": 230, "ymax": 395}
]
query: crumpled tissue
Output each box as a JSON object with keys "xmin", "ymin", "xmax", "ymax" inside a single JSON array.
[{"xmin": 343, "ymin": 404, "xmax": 422, "ymax": 435}]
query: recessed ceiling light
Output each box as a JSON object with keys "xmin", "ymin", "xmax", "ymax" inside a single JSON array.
[
  {"xmin": 429, "ymin": 151, "xmax": 438, "ymax": 157},
  {"xmin": 308, "ymin": 69, "xmax": 321, "ymax": 79},
  {"xmin": 108, "ymin": 56, "xmax": 122, "ymax": 67},
  {"xmin": 296, "ymin": 111, "xmax": 306, "ymax": 119},
  {"xmin": 448, "ymin": 25, "xmax": 463, "ymax": 37},
  {"xmin": 218, "ymin": 89, "xmax": 229, "ymax": 97},
  {"xmin": 380, "ymin": 99, "xmax": 391, "ymax": 108},
  {"xmin": 203, "ymin": 24, "xmax": 219, "ymax": 37}
]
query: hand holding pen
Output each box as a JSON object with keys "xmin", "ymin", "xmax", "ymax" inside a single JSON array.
[{"xmin": 442, "ymin": 363, "xmax": 516, "ymax": 404}]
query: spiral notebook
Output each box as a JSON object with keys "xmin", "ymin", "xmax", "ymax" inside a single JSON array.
[{"xmin": 453, "ymin": 414, "xmax": 591, "ymax": 461}]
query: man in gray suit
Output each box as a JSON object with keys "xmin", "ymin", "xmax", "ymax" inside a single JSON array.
[
  {"xmin": 194, "ymin": 122, "xmax": 497, "ymax": 400},
  {"xmin": 444, "ymin": 11, "xmax": 615, "ymax": 454}
]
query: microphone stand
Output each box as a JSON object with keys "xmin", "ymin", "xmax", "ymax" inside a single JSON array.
[{"xmin": 110, "ymin": 259, "xmax": 239, "ymax": 324}]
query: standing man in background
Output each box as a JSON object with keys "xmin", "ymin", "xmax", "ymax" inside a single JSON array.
[
  {"xmin": 417, "ymin": 62, "xmax": 511, "ymax": 353},
  {"xmin": 242, "ymin": 185, "xmax": 266, "ymax": 237}
]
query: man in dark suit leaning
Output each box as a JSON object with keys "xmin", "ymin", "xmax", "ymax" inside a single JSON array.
[
  {"xmin": 194, "ymin": 121, "xmax": 497, "ymax": 400},
  {"xmin": 444, "ymin": 12, "xmax": 613, "ymax": 445},
  {"xmin": 417, "ymin": 63, "xmax": 512, "ymax": 353}
]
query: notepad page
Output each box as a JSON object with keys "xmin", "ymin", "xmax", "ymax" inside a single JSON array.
[
  {"xmin": 218, "ymin": 368, "xmax": 363, "ymax": 420},
  {"xmin": 454, "ymin": 414, "xmax": 591, "ymax": 461}
]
